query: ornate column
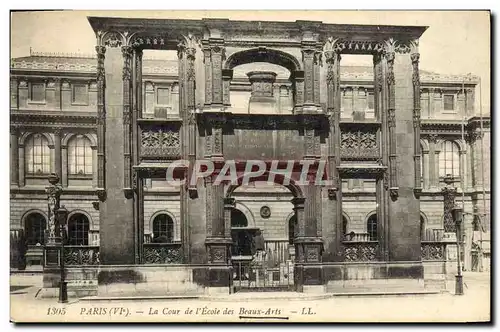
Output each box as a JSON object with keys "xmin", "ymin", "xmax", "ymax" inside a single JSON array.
[
  {"xmin": 292, "ymin": 197, "xmax": 306, "ymax": 260},
  {"xmin": 210, "ymin": 39, "xmax": 225, "ymax": 107},
  {"xmin": 45, "ymin": 174, "xmax": 62, "ymax": 249},
  {"xmin": 292, "ymin": 71, "xmax": 305, "ymax": 112},
  {"xmin": 374, "ymin": 50, "xmax": 389, "ymax": 261},
  {"xmin": 442, "ymin": 175, "xmax": 457, "ymax": 232},
  {"xmin": 202, "ymin": 41, "xmax": 212, "ymax": 108},
  {"xmin": 223, "ymin": 198, "xmax": 235, "ymax": 241},
  {"xmin": 313, "ymin": 45, "xmax": 322, "ymax": 108},
  {"xmin": 385, "ymin": 46, "xmax": 398, "ymax": 200},
  {"xmin": 411, "ymin": 45, "xmax": 422, "ymax": 196},
  {"xmin": 10, "ymin": 128, "xmax": 19, "ymax": 186},
  {"xmin": 324, "ymin": 39, "xmax": 342, "ymax": 261},
  {"xmin": 132, "ymin": 48, "xmax": 143, "ymax": 264},
  {"xmin": 95, "ymin": 45, "xmax": 106, "ymax": 199},
  {"xmin": 205, "ymin": 175, "xmax": 232, "ymax": 290},
  {"xmin": 122, "ymin": 45, "xmax": 133, "ymax": 193},
  {"xmin": 222, "ymin": 69, "xmax": 233, "ymax": 107},
  {"xmin": 301, "ymin": 43, "xmax": 316, "ymax": 109}
]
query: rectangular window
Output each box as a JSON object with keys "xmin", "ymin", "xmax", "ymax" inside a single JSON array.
[
  {"xmin": 72, "ymin": 84, "xmax": 88, "ymax": 104},
  {"xmin": 30, "ymin": 83, "xmax": 45, "ymax": 102},
  {"xmin": 443, "ymin": 94, "xmax": 455, "ymax": 111},
  {"xmin": 156, "ymin": 88, "xmax": 169, "ymax": 105},
  {"xmin": 367, "ymin": 92, "xmax": 375, "ymax": 110}
]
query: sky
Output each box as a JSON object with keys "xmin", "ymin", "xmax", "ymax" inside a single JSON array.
[{"xmin": 10, "ymin": 10, "xmax": 491, "ymax": 114}]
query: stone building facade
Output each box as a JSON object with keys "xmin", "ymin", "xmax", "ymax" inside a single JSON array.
[{"xmin": 9, "ymin": 17, "xmax": 490, "ymax": 296}]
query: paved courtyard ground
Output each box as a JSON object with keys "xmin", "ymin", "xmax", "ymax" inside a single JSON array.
[{"xmin": 10, "ymin": 272, "xmax": 490, "ymax": 323}]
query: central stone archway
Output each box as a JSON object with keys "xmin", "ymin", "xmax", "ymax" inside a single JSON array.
[{"xmin": 225, "ymin": 177, "xmax": 302, "ymax": 292}]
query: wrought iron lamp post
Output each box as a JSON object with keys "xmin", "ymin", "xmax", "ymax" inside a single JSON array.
[
  {"xmin": 55, "ymin": 205, "xmax": 68, "ymax": 303},
  {"xmin": 451, "ymin": 205, "xmax": 464, "ymax": 295}
]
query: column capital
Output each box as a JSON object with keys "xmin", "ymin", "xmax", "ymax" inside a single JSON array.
[
  {"xmin": 223, "ymin": 197, "xmax": 235, "ymax": 207},
  {"xmin": 95, "ymin": 45, "xmax": 106, "ymax": 56}
]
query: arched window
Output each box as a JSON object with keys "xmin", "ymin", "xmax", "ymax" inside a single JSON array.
[
  {"xmin": 152, "ymin": 214, "xmax": 174, "ymax": 243},
  {"xmin": 367, "ymin": 214, "xmax": 377, "ymax": 241},
  {"xmin": 67, "ymin": 213, "xmax": 90, "ymax": 245},
  {"xmin": 439, "ymin": 141, "xmax": 460, "ymax": 178},
  {"xmin": 231, "ymin": 209, "xmax": 248, "ymax": 228},
  {"xmin": 68, "ymin": 135, "xmax": 93, "ymax": 176},
  {"xmin": 288, "ymin": 215, "xmax": 296, "ymax": 245},
  {"xmin": 25, "ymin": 134, "xmax": 50, "ymax": 175},
  {"xmin": 24, "ymin": 212, "xmax": 46, "ymax": 245}
]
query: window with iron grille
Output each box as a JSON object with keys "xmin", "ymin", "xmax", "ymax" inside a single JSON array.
[
  {"xmin": 367, "ymin": 214, "xmax": 377, "ymax": 241},
  {"xmin": 30, "ymin": 83, "xmax": 45, "ymax": 102},
  {"xmin": 67, "ymin": 214, "xmax": 89, "ymax": 245},
  {"xmin": 25, "ymin": 213, "xmax": 46, "ymax": 245},
  {"xmin": 25, "ymin": 134, "xmax": 51, "ymax": 175},
  {"xmin": 439, "ymin": 141, "xmax": 460, "ymax": 178},
  {"xmin": 152, "ymin": 214, "xmax": 174, "ymax": 242},
  {"xmin": 68, "ymin": 135, "xmax": 92, "ymax": 175},
  {"xmin": 443, "ymin": 94, "xmax": 455, "ymax": 111},
  {"xmin": 72, "ymin": 84, "xmax": 88, "ymax": 104}
]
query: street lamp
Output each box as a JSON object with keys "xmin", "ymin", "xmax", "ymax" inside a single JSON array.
[
  {"xmin": 55, "ymin": 205, "xmax": 69, "ymax": 303},
  {"xmin": 451, "ymin": 205, "xmax": 464, "ymax": 295}
]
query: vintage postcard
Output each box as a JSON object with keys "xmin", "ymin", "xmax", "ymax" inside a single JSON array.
[{"xmin": 9, "ymin": 10, "xmax": 491, "ymax": 323}]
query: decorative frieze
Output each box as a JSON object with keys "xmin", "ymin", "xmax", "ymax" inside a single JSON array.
[
  {"xmin": 141, "ymin": 128, "xmax": 181, "ymax": 158},
  {"xmin": 143, "ymin": 243, "xmax": 182, "ymax": 264},
  {"xmin": 421, "ymin": 242, "xmax": 446, "ymax": 261},
  {"xmin": 340, "ymin": 129, "xmax": 378, "ymax": 159},
  {"xmin": 122, "ymin": 46, "xmax": 133, "ymax": 190},
  {"xmin": 343, "ymin": 242, "xmax": 378, "ymax": 262},
  {"xmin": 64, "ymin": 246, "xmax": 100, "ymax": 265},
  {"xmin": 412, "ymin": 44, "xmax": 422, "ymax": 193}
]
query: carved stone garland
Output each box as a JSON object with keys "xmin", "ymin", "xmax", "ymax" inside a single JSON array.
[
  {"xmin": 411, "ymin": 45, "xmax": 422, "ymax": 196},
  {"xmin": 95, "ymin": 45, "xmax": 106, "ymax": 201},
  {"xmin": 385, "ymin": 48, "xmax": 399, "ymax": 200},
  {"xmin": 122, "ymin": 45, "xmax": 133, "ymax": 191}
]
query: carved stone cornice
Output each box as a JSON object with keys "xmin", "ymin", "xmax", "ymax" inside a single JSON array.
[{"xmin": 10, "ymin": 111, "xmax": 97, "ymax": 129}]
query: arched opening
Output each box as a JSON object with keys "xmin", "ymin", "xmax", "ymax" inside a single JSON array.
[
  {"xmin": 152, "ymin": 213, "xmax": 174, "ymax": 243},
  {"xmin": 24, "ymin": 212, "xmax": 46, "ymax": 245},
  {"xmin": 231, "ymin": 208, "xmax": 248, "ymax": 228},
  {"xmin": 229, "ymin": 179, "xmax": 300, "ymax": 290},
  {"xmin": 67, "ymin": 213, "xmax": 90, "ymax": 245},
  {"xmin": 224, "ymin": 48, "xmax": 301, "ymax": 115},
  {"xmin": 367, "ymin": 214, "xmax": 377, "ymax": 241}
]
